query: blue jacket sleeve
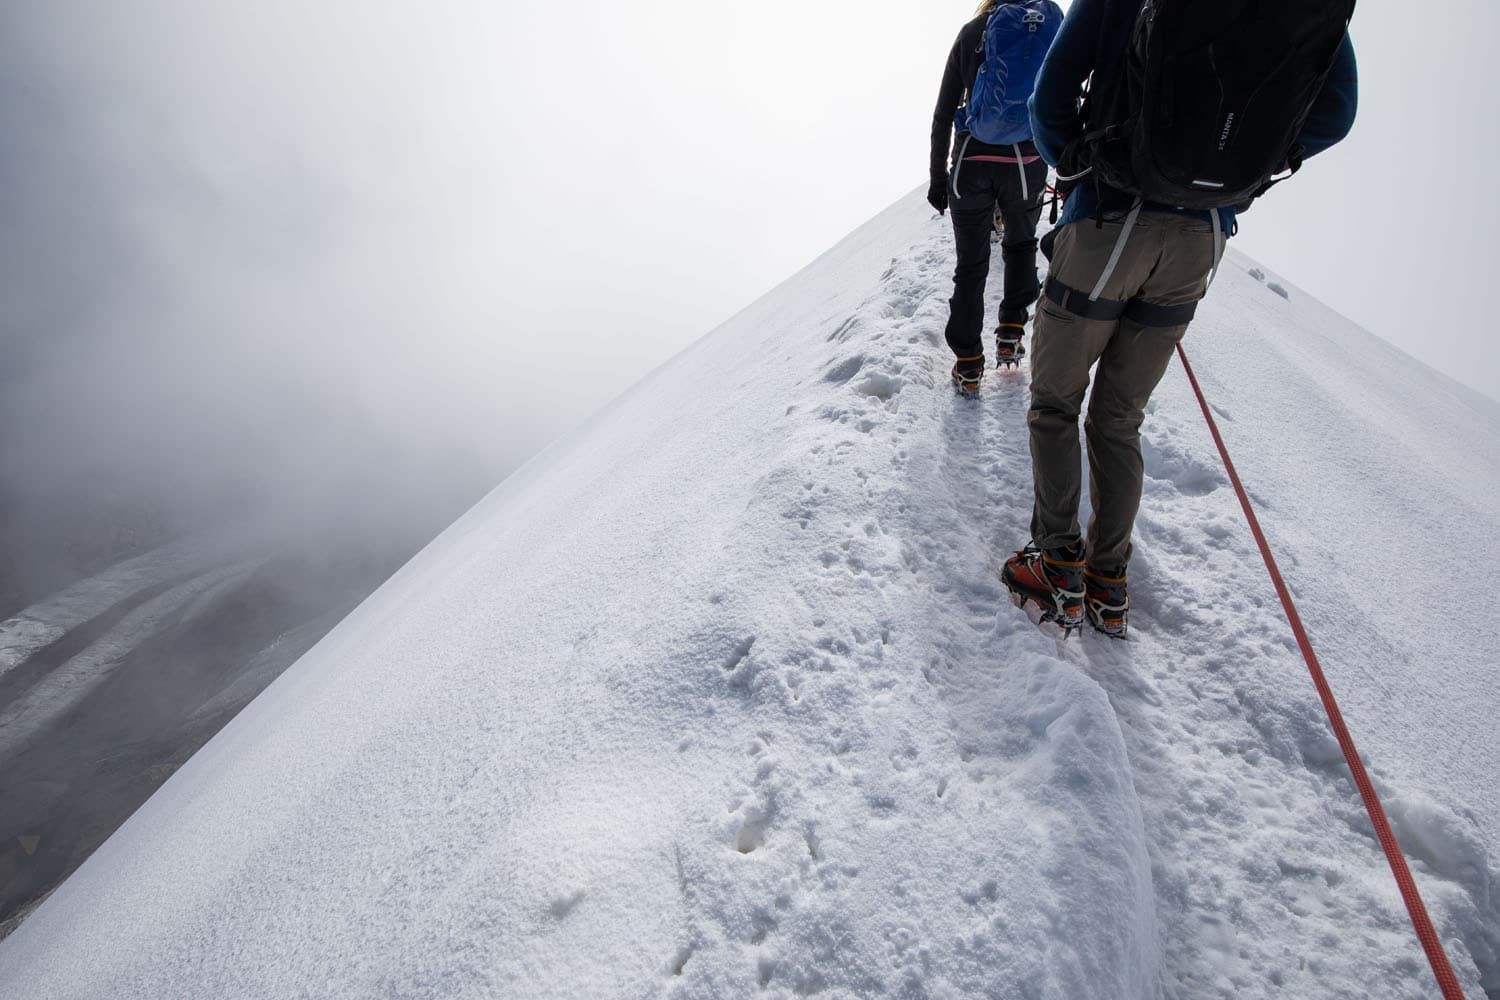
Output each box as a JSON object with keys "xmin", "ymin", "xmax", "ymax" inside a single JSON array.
[
  {"xmin": 1027, "ymin": 0, "xmax": 1106, "ymax": 167},
  {"xmin": 1296, "ymin": 33, "xmax": 1358, "ymax": 159}
]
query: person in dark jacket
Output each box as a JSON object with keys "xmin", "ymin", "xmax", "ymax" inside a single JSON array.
[
  {"xmin": 930, "ymin": 0, "xmax": 1051, "ymax": 393},
  {"xmin": 1002, "ymin": 0, "xmax": 1357, "ymax": 638}
]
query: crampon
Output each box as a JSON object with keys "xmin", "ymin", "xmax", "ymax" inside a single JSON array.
[
  {"xmin": 1002, "ymin": 544, "xmax": 1085, "ymax": 637},
  {"xmin": 994, "ymin": 323, "xmax": 1026, "ymax": 369},
  {"xmin": 1008, "ymin": 589, "xmax": 1083, "ymax": 637},
  {"xmin": 951, "ymin": 355, "xmax": 984, "ymax": 396}
]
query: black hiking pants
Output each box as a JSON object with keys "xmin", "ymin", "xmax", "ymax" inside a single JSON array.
[{"xmin": 943, "ymin": 154, "xmax": 1049, "ymax": 359}]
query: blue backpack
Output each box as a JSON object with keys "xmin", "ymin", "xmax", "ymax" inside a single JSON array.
[{"xmin": 956, "ymin": 0, "xmax": 1064, "ymax": 145}]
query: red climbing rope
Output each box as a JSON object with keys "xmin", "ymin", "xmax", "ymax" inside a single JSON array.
[{"xmin": 1175, "ymin": 343, "xmax": 1468, "ymax": 1000}]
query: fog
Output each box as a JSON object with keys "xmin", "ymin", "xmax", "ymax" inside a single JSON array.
[
  {"xmin": 1231, "ymin": 0, "xmax": 1500, "ymax": 402},
  {"xmin": 1, "ymin": 2, "xmax": 959, "ymax": 603},
  {"xmin": 9, "ymin": 0, "xmax": 1489, "ymax": 598},
  {"xmin": 1, "ymin": 5, "xmax": 949, "ymax": 926},
  {"xmin": 2, "ymin": 0, "xmax": 1496, "ymax": 944}
]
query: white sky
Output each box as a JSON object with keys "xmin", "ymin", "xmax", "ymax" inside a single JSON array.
[
  {"xmin": 1230, "ymin": 1, "xmax": 1500, "ymax": 406},
  {"xmin": 2, "ymin": 0, "xmax": 1495, "ymax": 528}
]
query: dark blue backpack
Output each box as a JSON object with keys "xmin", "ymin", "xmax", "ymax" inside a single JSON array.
[{"xmin": 956, "ymin": 0, "xmax": 1063, "ymax": 145}]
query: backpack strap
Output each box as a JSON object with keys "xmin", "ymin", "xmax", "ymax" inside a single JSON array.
[
  {"xmin": 950, "ymin": 133, "xmax": 974, "ymax": 199},
  {"xmin": 1246, "ymin": 144, "xmax": 1306, "ymax": 203}
]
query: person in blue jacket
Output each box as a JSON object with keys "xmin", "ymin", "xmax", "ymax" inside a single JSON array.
[{"xmin": 1001, "ymin": 0, "xmax": 1357, "ymax": 638}]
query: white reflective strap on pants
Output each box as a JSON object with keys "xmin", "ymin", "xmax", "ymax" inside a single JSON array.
[
  {"xmin": 1088, "ymin": 198, "xmax": 1143, "ymax": 303},
  {"xmin": 1208, "ymin": 208, "xmax": 1224, "ymax": 288}
]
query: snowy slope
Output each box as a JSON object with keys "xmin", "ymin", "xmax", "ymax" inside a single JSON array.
[
  {"xmin": 0, "ymin": 191, "xmax": 1495, "ymax": 1000},
  {"xmin": 0, "ymin": 535, "xmax": 413, "ymax": 939}
]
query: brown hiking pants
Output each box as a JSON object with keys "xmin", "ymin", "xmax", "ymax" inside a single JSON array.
[{"xmin": 1028, "ymin": 211, "xmax": 1217, "ymax": 573}]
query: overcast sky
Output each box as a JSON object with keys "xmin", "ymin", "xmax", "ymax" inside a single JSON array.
[{"xmin": 2, "ymin": 0, "xmax": 1494, "ymax": 555}]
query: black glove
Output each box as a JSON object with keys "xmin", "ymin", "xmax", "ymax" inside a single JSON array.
[{"xmin": 927, "ymin": 177, "xmax": 948, "ymax": 215}]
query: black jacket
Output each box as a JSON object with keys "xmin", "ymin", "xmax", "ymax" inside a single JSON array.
[{"xmin": 930, "ymin": 8, "xmax": 1040, "ymax": 185}]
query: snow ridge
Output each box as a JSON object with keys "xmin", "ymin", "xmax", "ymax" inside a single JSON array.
[{"xmin": 0, "ymin": 192, "xmax": 1495, "ymax": 999}]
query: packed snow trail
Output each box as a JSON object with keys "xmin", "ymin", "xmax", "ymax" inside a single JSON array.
[
  {"xmin": 0, "ymin": 191, "xmax": 1495, "ymax": 999},
  {"xmin": 0, "ymin": 195, "xmax": 1156, "ymax": 1000},
  {"xmin": 863, "ymin": 207, "xmax": 1497, "ymax": 997}
]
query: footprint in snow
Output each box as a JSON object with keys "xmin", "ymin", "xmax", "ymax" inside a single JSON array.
[
  {"xmin": 825, "ymin": 316, "xmax": 859, "ymax": 344},
  {"xmin": 748, "ymin": 910, "xmax": 778, "ymax": 944},
  {"xmin": 853, "ymin": 371, "xmax": 904, "ymax": 401},
  {"xmin": 548, "ymin": 887, "xmax": 586, "ymax": 919},
  {"xmin": 721, "ymin": 636, "xmax": 756, "ymax": 672},
  {"xmin": 960, "ymin": 879, "xmax": 1001, "ymax": 906},
  {"xmin": 1141, "ymin": 436, "xmax": 1224, "ymax": 497},
  {"xmin": 733, "ymin": 803, "xmax": 772, "ymax": 854},
  {"xmin": 883, "ymin": 292, "xmax": 923, "ymax": 320},
  {"xmin": 823, "ymin": 355, "xmax": 864, "ymax": 384}
]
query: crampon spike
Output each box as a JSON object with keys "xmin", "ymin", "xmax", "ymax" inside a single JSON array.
[{"xmin": 1009, "ymin": 590, "xmax": 1079, "ymax": 639}]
